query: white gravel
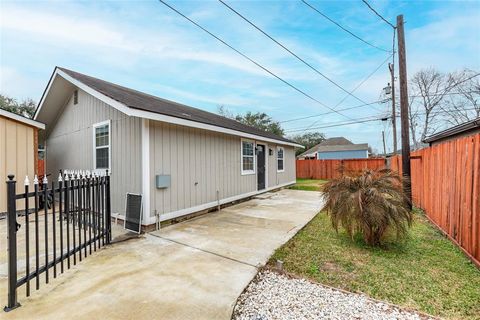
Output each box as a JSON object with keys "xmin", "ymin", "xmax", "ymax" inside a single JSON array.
[{"xmin": 233, "ymin": 270, "xmax": 433, "ymax": 320}]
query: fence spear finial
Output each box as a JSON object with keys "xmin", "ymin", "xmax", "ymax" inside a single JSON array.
[
  {"xmin": 24, "ymin": 176, "xmax": 30, "ymax": 186},
  {"xmin": 43, "ymin": 175, "xmax": 48, "ymax": 184},
  {"xmin": 34, "ymin": 175, "xmax": 39, "ymax": 185}
]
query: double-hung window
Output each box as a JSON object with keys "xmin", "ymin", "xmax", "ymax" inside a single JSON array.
[
  {"xmin": 93, "ymin": 120, "xmax": 110, "ymax": 170},
  {"xmin": 277, "ymin": 147, "xmax": 285, "ymax": 172},
  {"xmin": 241, "ymin": 139, "xmax": 255, "ymax": 175}
]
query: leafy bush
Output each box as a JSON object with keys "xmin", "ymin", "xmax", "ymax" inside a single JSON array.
[{"xmin": 322, "ymin": 168, "xmax": 412, "ymax": 246}]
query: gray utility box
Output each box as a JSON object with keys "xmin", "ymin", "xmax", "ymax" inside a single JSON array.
[{"xmin": 156, "ymin": 175, "xmax": 171, "ymax": 189}]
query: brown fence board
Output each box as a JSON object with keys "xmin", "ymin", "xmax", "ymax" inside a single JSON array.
[
  {"xmin": 389, "ymin": 133, "xmax": 480, "ymax": 266},
  {"xmin": 296, "ymin": 158, "xmax": 386, "ymax": 180}
]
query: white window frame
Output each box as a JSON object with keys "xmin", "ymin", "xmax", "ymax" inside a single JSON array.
[
  {"xmin": 241, "ymin": 138, "xmax": 256, "ymax": 175},
  {"xmin": 277, "ymin": 146, "xmax": 285, "ymax": 173},
  {"xmin": 93, "ymin": 120, "xmax": 111, "ymax": 171}
]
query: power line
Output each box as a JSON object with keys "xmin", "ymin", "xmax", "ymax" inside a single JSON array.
[
  {"xmin": 395, "ymin": 107, "xmax": 480, "ymax": 118},
  {"xmin": 410, "ymin": 90, "xmax": 479, "ymax": 98},
  {"xmin": 285, "ymin": 107, "xmax": 479, "ymax": 133},
  {"xmin": 361, "ymin": 0, "xmax": 396, "ymax": 29},
  {"xmin": 285, "ymin": 116, "xmax": 389, "ymax": 133},
  {"xmin": 298, "ymin": 53, "xmax": 392, "ymax": 131},
  {"xmin": 286, "ymin": 114, "xmax": 383, "ymax": 131},
  {"xmin": 158, "ymin": 0, "xmax": 353, "ymax": 120},
  {"xmin": 279, "ymin": 99, "xmax": 388, "ymax": 123},
  {"xmin": 218, "ymin": 0, "xmax": 371, "ymax": 106},
  {"xmin": 301, "ymin": 0, "xmax": 390, "ymax": 52},
  {"xmin": 279, "ymin": 62, "xmax": 480, "ymax": 128}
]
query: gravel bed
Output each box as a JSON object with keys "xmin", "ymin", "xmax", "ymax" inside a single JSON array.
[{"xmin": 233, "ymin": 269, "xmax": 433, "ymax": 320}]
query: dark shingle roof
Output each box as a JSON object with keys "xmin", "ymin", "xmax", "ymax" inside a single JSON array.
[
  {"xmin": 58, "ymin": 67, "xmax": 295, "ymax": 145},
  {"xmin": 424, "ymin": 117, "xmax": 480, "ymax": 144}
]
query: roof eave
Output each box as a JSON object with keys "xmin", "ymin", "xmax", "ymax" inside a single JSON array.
[
  {"xmin": 37, "ymin": 68, "xmax": 302, "ymax": 148},
  {"xmin": 0, "ymin": 108, "xmax": 45, "ymax": 129}
]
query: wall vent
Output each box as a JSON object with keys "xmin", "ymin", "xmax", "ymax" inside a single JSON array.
[{"xmin": 73, "ymin": 90, "xmax": 78, "ymax": 105}]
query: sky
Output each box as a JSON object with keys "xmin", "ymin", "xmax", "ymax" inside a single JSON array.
[{"xmin": 1, "ymin": 0, "xmax": 479, "ymax": 153}]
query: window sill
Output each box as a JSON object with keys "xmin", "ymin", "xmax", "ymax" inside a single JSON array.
[{"xmin": 241, "ymin": 171, "xmax": 255, "ymax": 176}]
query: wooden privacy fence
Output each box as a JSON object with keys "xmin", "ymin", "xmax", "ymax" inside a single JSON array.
[
  {"xmin": 296, "ymin": 158, "xmax": 386, "ymax": 180},
  {"xmin": 390, "ymin": 133, "xmax": 480, "ymax": 267}
]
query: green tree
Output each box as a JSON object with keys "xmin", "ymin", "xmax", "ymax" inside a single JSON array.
[
  {"xmin": 0, "ymin": 94, "xmax": 36, "ymax": 118},
  {"xmin": 289, "ymin": 132, "xmax": 326, "ymax": 155},
  {"xmin": 218, "ymin": 106, "xmax": 284, "ymax": 136}
]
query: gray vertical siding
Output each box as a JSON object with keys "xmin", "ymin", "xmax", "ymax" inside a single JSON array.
[
  {"xmin": 149, "ymin": 121, "xmax": 296, "ymax": 219},
  {"xmin": 46, "ymin": 89, "xmax": 296, "ymax": 222},
  {"xmin": 267, "ymin": 145, "xmax": 296, "ymax": 188},
  {"xmin": 46, "ymin": 89, "xmax": 142, "ymax": 214}
]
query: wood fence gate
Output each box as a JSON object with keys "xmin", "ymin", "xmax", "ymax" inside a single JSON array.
[{"xmin": 4, "ymin": 170, "xmax": 111, "ymax": 311}]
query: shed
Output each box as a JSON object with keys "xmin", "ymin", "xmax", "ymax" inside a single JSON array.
[
  {"xmin": 0, "ymin": 108, "xmax": 45, "ymax": 212},
  {"xmin": 424, "ymin": 117, "xmax": 480, "ymax": 146},
  {"xmin": 34, "ymin": 67, "xmax": 302, "ymax": 228}
]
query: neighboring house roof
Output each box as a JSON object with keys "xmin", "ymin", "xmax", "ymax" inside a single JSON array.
[
  {"xmin": 0, "ymin": 108, "xmax": 45, "ymax": 129},
  {"xmin": 299, "ymin": 137, "xmax": 367, "ymax": 157},
  {"xmin": 424, "ymin": 117, "xmax": 480, "ymax": 144},
  {"xmin": 316, "ymin": 143, "xmax": 369, "ymax": 152},
  {"xmin": 34, "ymin": 67, "xmax": 301, "ymax": 148}
]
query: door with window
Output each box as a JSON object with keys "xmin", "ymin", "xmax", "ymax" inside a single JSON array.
[{"xmin": 256, "ymin": 144, "xmax": 266, "ymax": 190}]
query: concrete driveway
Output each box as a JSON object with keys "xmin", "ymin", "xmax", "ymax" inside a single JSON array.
[{"xmin": 1, "ymin": 189, "xmax": 322, "ymax": 320}]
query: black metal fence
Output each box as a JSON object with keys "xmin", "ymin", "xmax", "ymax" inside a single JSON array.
[{"xmin": 4, "ymin": 171, "xmax": 111, "ymax": 311}]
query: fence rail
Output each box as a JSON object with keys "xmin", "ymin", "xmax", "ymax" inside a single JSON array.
[
  {"xmin": 390, "ymin": 133, "xmax": 480, "ymax": 267},
  {"xmin": 4, "ymin": 170, "xmax": 111, "ymax": 311},
  {"xmin": 296, "ymin": 158, "xmax": 386, "ymax": 180}
]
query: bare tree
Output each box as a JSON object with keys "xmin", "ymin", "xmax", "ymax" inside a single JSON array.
[
  {"xmin": 408, "ymin": 68, "xmax": 457, "ymax": 149},
  {"xmin": 406, "ymin": 68, "xmax": 480, "ymax": 148},
  {"xmin": 439, "ymin": 69, "xmax": 480, "ymax": 126}
]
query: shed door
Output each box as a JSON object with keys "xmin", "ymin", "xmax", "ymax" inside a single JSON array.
[{"xmin": 256, "ymin": 144, "xmax": 266, "ymax": 190}]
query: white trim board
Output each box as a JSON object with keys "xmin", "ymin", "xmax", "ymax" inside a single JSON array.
[
  {"xmin": 141, "ymin": 118, "xmax": 151, "ymax": 224},
  {"xmin": 143, "ymin": 180, "xmax": 296, "ymax": 225},
  {"xmin": 0, "ymin": 108, "xmax": 45, "ymax": 129},
  {"xmin": 35, "ymin": 68, "xmax": 303, "ymax": 148}
]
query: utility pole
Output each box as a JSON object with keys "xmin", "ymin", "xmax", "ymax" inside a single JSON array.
[
  {"xmin": 388, "ymin": 63, "xmax": 397, "ymax": 155},
  {"xmin": 382, "ymin": 130, "xmax": 387, "ymax": 158},
  {"xmin": 397, "ymin": 14, "xmax": 412, "ymax": 208}
]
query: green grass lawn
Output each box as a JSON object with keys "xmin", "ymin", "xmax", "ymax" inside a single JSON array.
[
  {"xmin": 289, "ymin": 178, "xmax": 328, "ymax": 191},
  {"xmin": 270, "ymin": 211, "xmax": 480, "ymax": 319}
]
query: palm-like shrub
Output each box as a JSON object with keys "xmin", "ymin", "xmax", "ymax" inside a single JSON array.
[{"xmin": 322, "ymin": 168, "xmax": 412, "ymax": 246}]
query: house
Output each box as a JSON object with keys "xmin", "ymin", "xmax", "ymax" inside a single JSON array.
[
  {"xmin": 424, "ymin": 117, "xmax": 480, "ymax": 146},
  {"xmin": 0, "ymin": 108, "xmax": 45, "ymax": 213},
  {"xmin": 297, "ymin": 137, "xmax": 369, "ymax": 160},
  {"xmin": 33, "ymin": 67, "xmax": 301, "ymax": 228}
]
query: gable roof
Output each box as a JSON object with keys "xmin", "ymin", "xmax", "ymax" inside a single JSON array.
[
  {"xmin": 0, "ymin": 108, "xmax": 45, "ymax": 129},
  {"xmin": 34, "ymin": 67, "xmax": 300, "ymax": 147},
  {"xmin": 299, "ymin": 137, "xmax": 368, "ymax": 157}
]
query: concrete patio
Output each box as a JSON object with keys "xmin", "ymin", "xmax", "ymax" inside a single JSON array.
[{"xmin": 1, "ymin": 189, "xmax": 322, "ymax": 320}]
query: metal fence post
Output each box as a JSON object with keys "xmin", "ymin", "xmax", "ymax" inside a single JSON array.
[
  {"xmin": 4, "ymin": 175, "xmax": 20, "ymax": 311},
  {"xmin": 105, "ymin": 170, "xmax": 111, "ymax": 244}
]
